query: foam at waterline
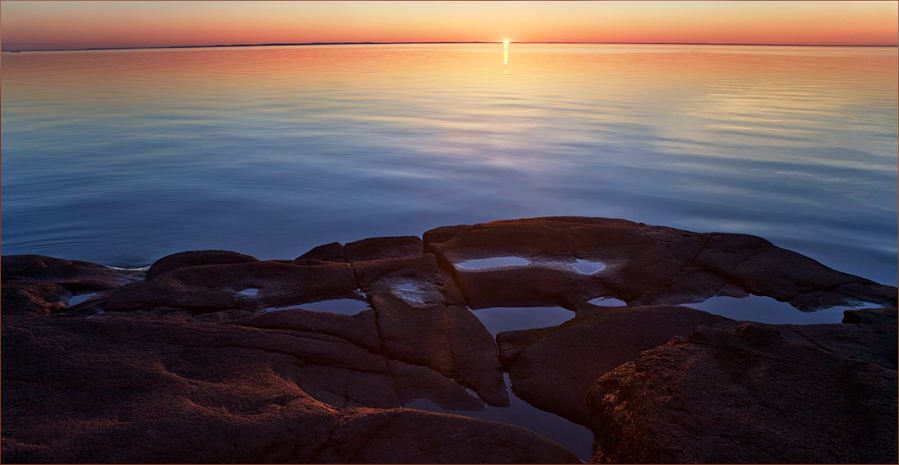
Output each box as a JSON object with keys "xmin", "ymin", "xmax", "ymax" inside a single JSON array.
[
  {"xmin": 686, "ymin": 294, "xmax": 886, "ymax": 325},
  {"xmin": 456, "ymin": 256, "xmax": 530, "ymax": 270}
]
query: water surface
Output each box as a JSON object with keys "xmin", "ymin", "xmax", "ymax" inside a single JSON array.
[{"xmin": 3, "ymin": 44, "xmax": 896, "ymax": 297}]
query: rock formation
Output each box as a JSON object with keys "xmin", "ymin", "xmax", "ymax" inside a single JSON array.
[
  {"xmin": 587, "ymin": 308, "xmax": 898, "ymax": 463},
  {"xmin": 2, "ymin": 217, "xmax": 895, "ymax": 463}
]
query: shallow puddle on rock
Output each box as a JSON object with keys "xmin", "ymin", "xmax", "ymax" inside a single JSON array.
[
  {"xmin": 263, "ymin": 298, "xmax": 371, "ymax": 315},
  {"xmin": 237, "ymin": 288, "xmax": 260, "ymax": 296},
  {"xmin": 392, "ymin": 282, "xmax": 422, "ymax": 301},
  {"xmin": 572, "ymin": 259, "xmax": 606, "ymax": 274},
  {"xmin": 299, "ymin": 299, "xmax": 371, "ymax": 315},
  {"xmin": 70, "ymin": 293, "xmax": 99, "ymax": 306},
  {"xmin": 456, "ymin": 256, "xmax": 530, "ymax": 270},
  {"xmin": 404, "ymin": 373, "xmax": 593, "ymax": 463},
  {"xmin": 388, "ymin": 280, "xmax": 442, "ymax": 307},
  {"xmin": 686, "ymin": 295, "xmax": 885, "ymax": 325},
  {"xmin": 587, "ymin": 297, "xmax": 627, "ymax": 307},
  {"xmin": 471, "ymin": 306, "xmax": 575, "ymax": 337}
]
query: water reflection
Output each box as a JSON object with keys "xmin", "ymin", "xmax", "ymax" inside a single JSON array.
[
  {"xmin": 503, "ymin": 39, "xmax": 509, "ymax": 66},
  {"xmin": 2, "ymin": 44, "xmax": 896, "ymax": 290}
]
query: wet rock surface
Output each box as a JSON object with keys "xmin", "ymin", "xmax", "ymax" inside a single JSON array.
[
  {"xmin": 2, "ymin": 217, "xmax": 896, "ymax": 463},
  {"xmin": 587, "ymin": 308, "xmax": 898, "ymax": 464}
]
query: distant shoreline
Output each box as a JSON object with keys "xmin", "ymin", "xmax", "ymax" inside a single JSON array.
[{"xmin": 4, "ymin": 41, "xmax": 897, "ymax": 53}]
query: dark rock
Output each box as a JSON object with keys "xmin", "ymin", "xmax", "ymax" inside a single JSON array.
[
  {"xmin": 2, "ymin": 255, "xmax": 136, "ymax": 316},
  {"xmin": 587, "ymin": 308, "xmax": 899, "ymax": 463},
  {"xmin": 1, "ymin": 254, "xmax": 134, "ymax": 291},
  {"xmin": 1, "ymin": 314, "xmax": 579, "ymax": 463},
  {"xmin": 353, "ymin": 254, "xmax": 509, "ymax": 407},
  {"xmin": 146, "ymin": 250, "xmax": 259, "ymax": 281},
  {"xmin": 104, "ymin": 260, "xmax": 359, "ymax": 313},
  {"xmin": 295, "ymin": 242, "xmax": 346, "ymax": 263},
  {"xmin": 4, "ymin": 217, "xmax": 898, "ymax": 463},
  {"xmin": 1, "ymin": 282, "xmax": 71, "ymax": 316},
  {"xmin": 424, "ymin": 217, "xmax": 897, "ymax": 310},
  {"xmin": 496, "ymin": 305, "xmax": 740, "ymax": 425},
  {"xmin": 344, "ymin": 235, "xmax": 423, "ymax": 263}
]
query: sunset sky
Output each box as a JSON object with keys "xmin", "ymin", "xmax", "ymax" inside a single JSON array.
[{"xmin": 2, "ymin": 1, "xmax": 897, "ymax": 51}]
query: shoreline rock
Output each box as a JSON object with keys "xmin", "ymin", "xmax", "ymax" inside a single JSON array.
[
  {"xmin": 2, "ymin": 216, "xmax": 896, "ymax": 463},
  {"xmin": 587, "ymin": 308, "xmax": 898, "ymax": 463}
]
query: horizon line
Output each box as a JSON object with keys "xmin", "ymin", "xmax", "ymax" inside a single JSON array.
[{"xmin": 4, "ymin": 40, "xmax": 898, "ymax": 53}]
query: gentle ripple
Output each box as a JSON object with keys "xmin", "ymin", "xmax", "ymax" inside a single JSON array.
[{"xmin": 2, "ymin": 44, "xmax": 896, "ymax": 289}]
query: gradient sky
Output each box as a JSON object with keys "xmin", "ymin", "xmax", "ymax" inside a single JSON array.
[{"xmin": 2, "ymin": 1, "xmax": 897, "ymax": 51}]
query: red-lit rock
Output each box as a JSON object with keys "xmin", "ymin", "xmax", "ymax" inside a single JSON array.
[
  {"xmin": 1, "ymin": 313, "xmax": 578, "ymax": 463},
  {"xmin": 146, "ymin": 250, "xmax": 259, "ymax": 280},
  {"xmin": 424, "ymin": 217, "xmax": 896, "ymax": 310},
  {"xmin": 497, "ymin": 305, "xmax": 740, "ymax": 425},
  {"xmin": 104, "ymin": 260, "xmax": 359, "ymax": 313},
  {"xmin": 354, "ymin": 254, "xmax": 509, "ymax": 407},
  {"xmin": 3, "ymin": 216, "xmax": 897, "ymax": 463},
  {"xmin": 587, "ymin": 308, "xmax": 898, "ymax": 463},
  {"xmin": 344, "ymin": 235, "xmax": 423, "ymax": 263}
]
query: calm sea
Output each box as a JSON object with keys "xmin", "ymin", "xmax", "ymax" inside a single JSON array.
[
  {"xmin": 2, "ymin": 42, "xmax": 897, "ymax": 461},
  {"xmin": 3, "ymin": 43, "xmax": 896, "ymax": 291}
]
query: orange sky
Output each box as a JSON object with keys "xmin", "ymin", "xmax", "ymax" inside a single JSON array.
[{"xmin": 2, "ymin": 1, "xmax": 897, "ymax": 51}]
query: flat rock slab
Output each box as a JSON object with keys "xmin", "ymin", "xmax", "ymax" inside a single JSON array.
[
  {"xmin": 423, "ymin": 217, "xmax": 897, "ymax": 310},
  {"xmin": 1, "ymin": 314, "xmax": 579, "ymax": 464},
  {"xmin": 497, "ymin": 305, "xmax": 741, "ymax": 425},
  {"xmin": 587, "ymin": 308, "xmax": 898, "ymax": 464}
]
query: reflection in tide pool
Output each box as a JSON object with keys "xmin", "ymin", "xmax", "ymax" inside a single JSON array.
[
  {"xmin": 262, "ymin": 298, "xmax": 371, "ymax": 315},
  {"xmin": 685, "ymin": 294, "xmax": 883, "ymax": 325},
  {"xmin": 588, "ymin": 297, "xmax": 627, "ymax": 307},
  {"xmin": 405, "ymin": 373, "xmax": 594, "ymax": 463},
  {"xmin": 471, "ymin": 306, "xmax": 574, "ymax": 336},
  {"xmin": 456, "ymin": 256, "xmax": 530, "ymax": 270},
  {"xmin": 69, "ymin": 292, "xmax": 99, "ymax": 306},
  {"xmin": 572, "ymin": 259, "xmax": 605, "ymax": 274},
  {"xmin": 299, "ymin": 298, "xmax": 371, "ymax": 315}
]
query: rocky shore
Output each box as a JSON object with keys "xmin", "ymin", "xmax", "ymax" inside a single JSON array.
[{"xmin": 2, "ymin": 217, "xmax": 896, "ymax": 463}]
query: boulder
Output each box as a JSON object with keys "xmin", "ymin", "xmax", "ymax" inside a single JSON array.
[
  {"xmin": 146, "ymin": 250, "xmax": 259, "ymax": 280},
  {"xmin": 587, "ymin": 308, "xmax": 899, "ymax": 463},
  {"xmin": 496, "ymin": 305, "xmax": 740, "ymax": 425},
  {"xmin": 353, "ymin": 254, "xmax": 510, "ymax": 407},
  {"xmin": 295, "ymin": 242, "xmax": 346, "ymax": 263},
  {"xmin": 1, "ymin": 255, "xmax": 138, "ymax": 316},
  {"xmin": 344, "ymin": 235, "xmax": 424, "ymax": 263}
]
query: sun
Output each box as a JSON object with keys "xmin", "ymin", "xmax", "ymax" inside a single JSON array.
[{"xmin": 503, "ymin": 39, "xmax": 510, "ymax": 44}]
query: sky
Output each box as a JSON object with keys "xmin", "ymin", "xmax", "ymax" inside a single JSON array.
[{"xmin": 2, "ymin": 1, "xmax": 897, "ymax": 51}]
